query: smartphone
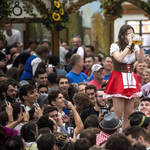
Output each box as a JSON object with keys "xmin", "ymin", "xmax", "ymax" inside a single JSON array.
[
  {"xmin": 20, "ymin": 104, "xmax": 26, "ymax": 112},
  {"xmin": 48, "ymin": 64, "xmax": 53, "ymax": 68},
  {"xmin": 67, "ymin": 127, "xmax": 74, "ymax": 139},
  {"xmin": 101, "ymin": 107, "xmax": 108, "ymax": 116}
]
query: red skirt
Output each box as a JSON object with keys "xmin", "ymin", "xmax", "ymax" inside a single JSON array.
[{"xmin": 104, "ymin": 71, "xmax": 142, "ymax": 99}]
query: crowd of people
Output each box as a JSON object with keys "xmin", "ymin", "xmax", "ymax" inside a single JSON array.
[{"xmin": 1, "ymin": 23, "xmax": 150, "ymax": 150}]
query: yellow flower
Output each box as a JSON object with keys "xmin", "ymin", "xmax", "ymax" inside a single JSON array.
[
  {"xmin": 59, "ymin": 9, "xmax": 64, "ymax": 15},
  {"xmin": 54, "ymin": 1, "xmax": 60, "ymax": 8},
  {"xmin": 52, "ymin": 12, "xmax": 61, "ymax": 21},
  {"xmin": 103, "ymin": 9, "xmax": 107, "ymax": 14}
]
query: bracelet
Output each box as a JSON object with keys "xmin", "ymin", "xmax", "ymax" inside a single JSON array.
[
  {"xmin": 128, "ymin": 45, "xmax": 131, "ymax": 47},
  {"xmin": 17, "ymin": 120, "xmax": 20, "ymax": 124},
  {"xmin": 126, "ymin": 46, "xmax": 130, "ymax": 49}
]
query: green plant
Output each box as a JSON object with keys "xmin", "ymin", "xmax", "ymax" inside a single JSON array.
[
  {"xmin": 0, "ymin": 0, "xmax": 12, "ymax": 41},
  {"xmin": 100, "ymin": 0, "xmax": 124, "ymax": 17},
  {"xmin": 42, "ymin": 0, "xmax": 70, "ymax": 31}
]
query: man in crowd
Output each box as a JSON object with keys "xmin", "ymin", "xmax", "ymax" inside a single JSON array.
[
  {"xmin": 47, "ymin": 73, "xmax": 58, "ymax": 93},
  {"xmin": 67, "ymin": 54, "xmax": 87, "ymax": 84},
  {"xmin": 103, "ymin": 56, "xmax": 113, "ymax": 80},
  {"xmin": 124, "ymin": 126, "xmax": 150, "ymax": 149},
  {"xmin": 40, "ymin": 39, "xmax": 52, "ymax": 55},
  {"xmin": 129, "ymin": 113, "xmax": 150, "ymax": 131},
  {"xmin": 65, "ymin": 52, "xmax": 73, "ymax": 73},
  {"xmin": 81, "ymin": 88, "xmax": 107, "ymax": 123},
  {"xmin": 43, "ymin": 105, "xmax": 68, "ymax": 133},
  {"xmin": 88, "ymin": 64, "xmax": 105, "ymax": 90},
  {"xmin": 56, "ymin": 75, "xmax": 69, "ymax": 93},
  {"xmin": 12, "ymin": 42, "xmax": 22, "ymax": 53},
  {"xmin": 135, "ymin": 62, "xmax": 148, "ymax": 86},
  {"xmin": 13, "ymin": 49, "xmax": 33, "ymax": 74},
  {"xmin": 5, "ymin": 135, "xmax": 26, "ymax": 150},
  {"xmin": 84, "ymin": 55, "xmax": 95, "ymax": 78},
  {"xmin": 34, "ymin": 69, "xmax": 47, "ymax": 89},
  {"xmin": 72, "ymin": 37, "xmax": 85, "ymax": 58},
  {"xmin": 78, "ymin": 83, "xmax": 87, "ymax": 93},
  {"xmin": 140, "ymin": 97, "xmax": 150, "ymax": 114},
  {"xmin": 93, "ymin": 54, "xmax": 102, "ymax": 64},
  {"xmin": 28, "ymin": 39, "xmax": 39, "ymax": 52},
  {"xmin": 38, "ymin": 84, "xmax": 48, "ymax": 94},
  {"xmin": 0, "ymin": 81, "xmax": 17, "ymax": 103},
  {"xmin": 37, "ymin": 133, "xmax": 55, "ymax": 150},
  {"xmin": 48, "ymin": 90, "xmax": 68, "ymax": 120},
  {"xmin": 49, "ymin": 55, "xmax": 67, "ymax": 76},
  {"xmin": 43, "ymin": 106, "xmax": 59, "ymax": 125},
  {"xmin": 0, "ymin": 74, "xmax": 7, "ymax": 82},
  {"xmin": 19, "ymin": 84, "xmax": 37, "ymax": 111},
  {"xmin": 85, "ymin": 45, "xmax": 95, "ymax": 56},
  {"xmin": 85, "ymin": 85, "xmax": 97, "ymax": 103},
  {"xmin": 96, "ymin": 112, "xmax": 122, "ymax": 147},
  {"xmin": 61, "ymin": 41, "xmax": 69, "ymax": 50},
  {"xmin": 4, "ymin": 23, "xmax": 22, "ymax": 46}
]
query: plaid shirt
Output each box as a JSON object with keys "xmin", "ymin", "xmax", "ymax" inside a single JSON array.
[{"xmin": 96, "ymin": 131, "xmax": 110, "ymax": 147}]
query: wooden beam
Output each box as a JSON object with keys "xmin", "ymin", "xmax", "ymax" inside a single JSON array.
[
  {"xmin": 51, "ymin": 30, "xmax": 59, "ymax": 57},
  {"xmin": 1, "ymin": 18, "xmax": 42, "ymax": 23},
  {"xmin": 123, "ymin": 4, "xmax": 145, "ymax": 15},
  {"xmin": 104, "ymin": 15, "xmax": 118, "ymax": 55}
]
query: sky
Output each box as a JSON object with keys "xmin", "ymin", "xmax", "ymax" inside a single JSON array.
[{"xmin": 79, "ymin": 1, "xmax": 102, "ymax": 28}]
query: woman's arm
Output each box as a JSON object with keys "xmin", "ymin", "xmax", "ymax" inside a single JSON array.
[
  {"xmin": 135, "ymin": 38, "xmax": 144, "ymax": 63},
  {"xmin": 112, "ymin": 47, "xmax": 130, "ymax": 63},
  {"xmin": 112, "ymin": 34, "xmax": 133, "ymax": 63}
]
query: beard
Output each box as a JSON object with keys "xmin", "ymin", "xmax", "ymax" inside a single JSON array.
[
  {"xmin": 6, "ymin": 93, "xmax": 16, "ymax": 102},
  {"xmin": 96, "ymin": 99, "xmax": 105, "ymax": 107}
]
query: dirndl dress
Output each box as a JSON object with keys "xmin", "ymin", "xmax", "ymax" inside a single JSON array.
[{"xmin": 103, "ymin": 43, "xmax": 142, "ymax": 99}]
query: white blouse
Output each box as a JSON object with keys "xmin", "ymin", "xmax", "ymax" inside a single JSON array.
[
  {"xmin": 110, "ymin": 43, "xmax": 140, "ymax": 64},
  {"xmin": 31, "ymin": 54, "xmax": 42, "ymax": 76}
]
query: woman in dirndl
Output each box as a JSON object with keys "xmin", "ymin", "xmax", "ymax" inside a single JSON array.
[{"xmin": 104, "ymin": 24, "xmax": 144, "ymax": 130}]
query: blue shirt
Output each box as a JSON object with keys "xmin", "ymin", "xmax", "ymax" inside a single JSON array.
[
  {"xmin": 104, "ymin": 72, "xmax": 112, "ymax": 80},
  {"xmin": 55, "ymin": 67, "xmax": 67, "ymax": 76},
  {"xmin": 88, "ymin": 72, "xmax": 112, "ymax": 82},
  {"xmin": 66, "ymin": 71, "xmax": 88, "ymax": 84}
]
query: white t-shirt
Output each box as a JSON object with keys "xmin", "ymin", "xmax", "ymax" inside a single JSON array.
[
  {"xmin": 77, "ymin": 47, "xmax": 84, "ymax": 58},
  {"xmin": 4, "ymin": 29, "xmax": 23, "ymax": 45}
]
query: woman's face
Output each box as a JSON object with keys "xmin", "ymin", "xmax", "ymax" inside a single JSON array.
[
  {"xmin": 124, "ymin": 28, "xmax": 134, "ymax": 44},
  {"xmin": 143, "ymin": 71, "xmax": 150, "ymax": 84},
  {"xmin": 41, "ymin": 51, "xmax": 49, "ymax": 59}
]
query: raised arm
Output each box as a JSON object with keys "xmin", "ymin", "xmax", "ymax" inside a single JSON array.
[
  {"xmin": 135, "ymin": 37, "xmax": 144, "ymax": 63},
  {"xmin": 65, "ymin": 100, "xmax": 84, "ymax": 136}
]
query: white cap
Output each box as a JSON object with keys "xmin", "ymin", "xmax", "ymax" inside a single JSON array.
[{"xmin": 92, "ymin": 64, "xmax": 104, "ymax": 73}]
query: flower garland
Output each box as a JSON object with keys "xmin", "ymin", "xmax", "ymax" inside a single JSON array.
[
  {"xmin": 42, "ymin": 0, "xmax": 70, "ymax": 31},
  {"xmin": 100, "ymin": 0, "xmax": 124, "ymax": 17}
]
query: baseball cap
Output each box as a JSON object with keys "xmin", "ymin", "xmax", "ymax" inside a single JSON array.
[{"xmin": 92, "ymin": 64, "xmax": 104, "ymax": 73}]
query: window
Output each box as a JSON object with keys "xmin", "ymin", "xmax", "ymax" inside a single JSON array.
[{"xmin": 126, "ymin": 20, "xmax": 150, "ymax": 50}]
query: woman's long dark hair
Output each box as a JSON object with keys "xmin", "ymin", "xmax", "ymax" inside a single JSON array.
[
  {"xmin": 117, "ymin": 24, "xmax": 135, "ymax": 52},
  {"xmin": 21, "ymin": 122, "xmax": 37, "ymax": 142}
]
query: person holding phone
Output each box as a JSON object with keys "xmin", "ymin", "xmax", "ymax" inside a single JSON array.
[
  {"xmin": 19, "ymin": 84, "xmax": 37, "ymax": 111},
  {"xmin": 104, "ymin": 24, "xmax": 144, "ymax": 130},
  {"xmin": 81, "ymin": 89, "xmax": 107, "ymax": 123}
]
